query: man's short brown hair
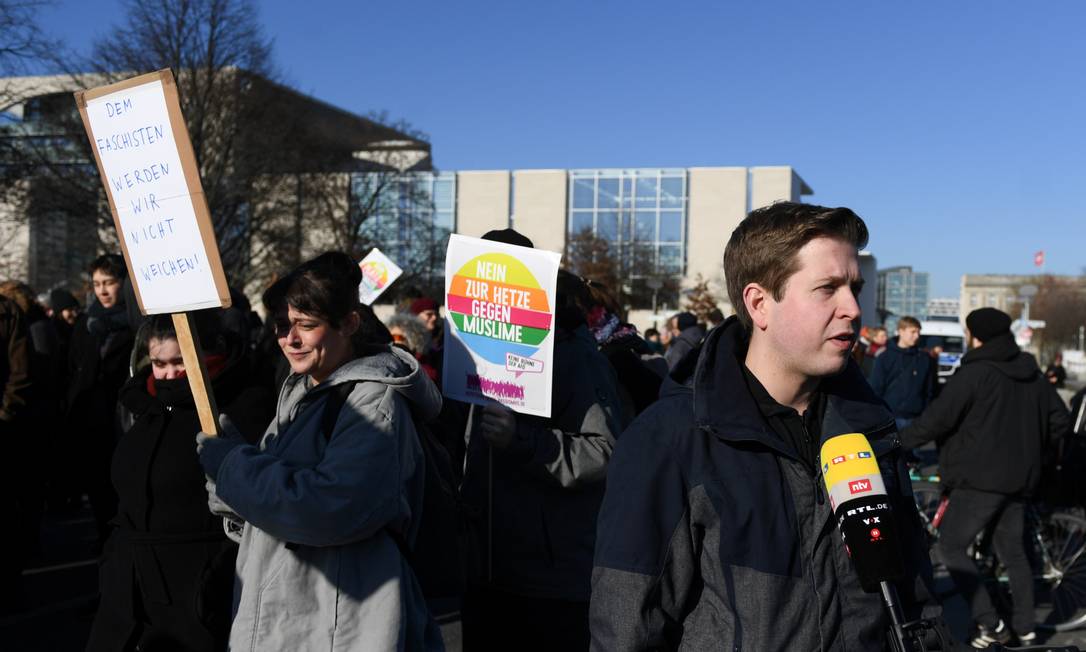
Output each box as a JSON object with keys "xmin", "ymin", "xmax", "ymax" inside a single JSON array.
[
  {"xmin": 897, "ymin": 316, "xmax": 921, "ymax": 331},
  {"xmin": 723, "ymin": 202, "xmax": 869, "ymax": 330}
]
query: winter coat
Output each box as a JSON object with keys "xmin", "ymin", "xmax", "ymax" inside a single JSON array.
[
  {"xmin": 664, "ymin": 324, "xmax": 705, "ymax": 371},
  {"xmin": 600, "ymin": 331, "xmax": 664, "ymax": 422},
  {"xmin": 87, "ymin": 356, "xmax": 274, "ymax": 652},
  {"xmin": 212, "ymin": 346, "xmax": 445, "ymax": 651},
  {"xmin": 590, "ymin": 319, "xmax": 933, "ymax": 651},
  {"xmin": 461, "ymin": 325, "xmax": 625, "ymax": 603},
  {"xmin": 900, "ymin": 333, "xmax": 1069, "ymax": 496},
  {"xmin": 0, "ymin": 296, "xmax": 31, "ymax": 424},
  {"xmin": 868, "ymin": 340, "xmax": 936, "ymax": 419},
  {"xmin": 66, "ymin": 305, "xmax": 134, "ymax": 433}
]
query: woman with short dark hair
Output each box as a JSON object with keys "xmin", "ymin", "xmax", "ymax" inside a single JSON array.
[{"xmin": 197, "ymin": 252, "xmax": 444, "ymax": 651}]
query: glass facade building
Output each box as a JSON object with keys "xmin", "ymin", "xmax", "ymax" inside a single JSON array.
[
  {"xmin": 567, "ymin": 168, "xmax": 687, "ymax": 277},
  {"xmin": 351, "ymin": 171, "xmax": 456, "ymax": 289},
  {"xmin": 877, "ymin": 266, "xmax": 930, "ymax": 322}
]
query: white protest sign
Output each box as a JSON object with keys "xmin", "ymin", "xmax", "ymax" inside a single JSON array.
[
  {"xmin": 442, "ymin": 234, "xmax": 561, "ymax": 417},
  {"xmin": 76, "ymin": 70, "xmax": 230, "ymax": 314},
  {"xmin": 357, "ymin": 248, "xmax": 403, "ymax": 305}
]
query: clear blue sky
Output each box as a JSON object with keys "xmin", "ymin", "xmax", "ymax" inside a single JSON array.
[{"xmin": 36, "ymin": 0, "xmax": 1086, "ymax": 297}]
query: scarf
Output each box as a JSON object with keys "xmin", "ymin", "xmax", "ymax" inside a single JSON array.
[
  {"xmin": 587, "ymin": 307, "xmax": 639, "ymax": 346},
  {"xmin": 86, "ymin": 298, "xmax": 129, "ymax": 338},
  {"xmin": 147, "ymin": 353, "xmax": 229, "ymax": 397}
]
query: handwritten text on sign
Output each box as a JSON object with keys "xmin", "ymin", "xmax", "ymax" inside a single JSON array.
[{"xmin": 85, "ymin": 80, "xmax": 219, "ymax": 312}]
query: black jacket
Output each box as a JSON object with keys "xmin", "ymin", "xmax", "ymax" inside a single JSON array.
[
  {"xmin": 66, "ymin": 307, "xmax": 134, "ymax": 434},
  {"xmin": 591, "ymin": 318, "xmax": 933, "ymax": 651},
  {"xmin": 869, "ymin": 340, "xmax": 935, "ymax": 419},
  {"xmin": 900, "ymin": 333, "xmax": 1069, "ymax": 495},
  {"xmin": 86, "ymin": 355, "xmax": 275, "ymax": 652}
]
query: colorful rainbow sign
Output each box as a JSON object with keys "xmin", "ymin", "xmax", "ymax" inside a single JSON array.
[
  {"xmin": 446, "ymin": 252, "xmax": 552, "ymax": 365},
  {"xmin": 443, "ymin": 234, "xmax": 561, "ymax": 417},
  {"xmin": 357, "ymin": 248, "xmax": 402, "ymax": 305}
]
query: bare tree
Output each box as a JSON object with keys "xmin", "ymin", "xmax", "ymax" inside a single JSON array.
[
  {"xmin": 683, "ymin": 274, "xmax": 720, "ymax": 324},
  {"xmin": 1030, "ymin": 274, "xmax": 1086, "ymax": 360},
  {"xmin": 564, "ymin": 227, "xmax": 679, "ymax": 315},
  {"xmin": 1, "ymin": 0, "xmax": 431, "ymax": 295}
]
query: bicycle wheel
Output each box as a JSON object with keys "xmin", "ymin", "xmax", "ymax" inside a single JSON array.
[
  {"xmin": 1036, "ymin": 511, "xmax": 1086, "ymax": 632},
  {"xmin": 911, "ymin": 481, "xmax": 943, "ymax": 546}
]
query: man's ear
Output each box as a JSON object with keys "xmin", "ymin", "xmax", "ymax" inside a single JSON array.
[{"xmin": 743, "ymin": 283, "xmax": 771, "ymax": 331}]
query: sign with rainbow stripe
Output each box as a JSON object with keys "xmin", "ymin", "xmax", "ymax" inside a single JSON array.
[
  {"xmin": 442, "ymin": 234, "xmax": 561, "ymax": 417},
  {"xmin": 357, "ymin": 248, "xmax": 402, "ymax": 306}
]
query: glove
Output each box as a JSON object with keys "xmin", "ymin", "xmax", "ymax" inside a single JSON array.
[{"xmin": 197, "ymin": 413, "xmax": 245, "ymax": 481}]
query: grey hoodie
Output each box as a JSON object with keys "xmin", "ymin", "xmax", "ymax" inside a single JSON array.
[{"xmin": 214, "ymin": 346, "xmax": 445, "ymax": 651}]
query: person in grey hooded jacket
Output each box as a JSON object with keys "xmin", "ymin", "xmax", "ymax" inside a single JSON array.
[{"xmin": 197, "ymin": 252, "xmax": 444, "ymax": 651}]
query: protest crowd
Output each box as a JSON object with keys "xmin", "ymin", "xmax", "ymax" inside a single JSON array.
[{"xmin": 1, "ymin": 202, "xmax": 1084, "ymax": 652}]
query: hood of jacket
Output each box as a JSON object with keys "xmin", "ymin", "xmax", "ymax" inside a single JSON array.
[
  {"xmin": 279, "ymin": 344, "xmax": 442, "ymax": 423},
  {"xmin": 961, "ymin": 332, "xmax": 1039, "ymax": 382},
  {"xmin": 688, "ymin": 317, "xmax": 893, "ymax": 457}
]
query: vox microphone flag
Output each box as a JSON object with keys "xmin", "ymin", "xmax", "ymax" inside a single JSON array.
[{"xmin": 821, "ymin": 433, "xmax": 904, "ymax": 591}]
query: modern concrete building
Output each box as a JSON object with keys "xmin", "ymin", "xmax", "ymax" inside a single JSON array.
[
  {"xmin": 878, "ymin": 266, "xmax": 931, "ymax": 325},
  {"xmin": 443, "ymin": 166, "xmax": 812, "ymax": 328},
  {"xmin": 0, "ymin": 72, "xmax": 430, "ymax": 296},
  {"xmin": 958, "ymin": 274, "xmax": 1034, "ymax": 324}
]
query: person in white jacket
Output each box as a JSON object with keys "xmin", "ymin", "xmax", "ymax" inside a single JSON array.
[{"xmin": 197, "ymin": 251, "xmax": 444, "ymax": 651}]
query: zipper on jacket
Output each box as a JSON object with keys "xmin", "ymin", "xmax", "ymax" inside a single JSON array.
[{"xmin": 802, "ymin": 422, "xmax": 824, "ymax": 506}]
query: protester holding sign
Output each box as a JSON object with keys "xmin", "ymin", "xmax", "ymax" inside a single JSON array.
[
  {"xmin": 87, "ymin": 312, "xmax": 273, "ymax": 652},
  {"xmin": 195, "ymin": 252, "xmax": 444, "ymax": 651},
  {"xmin": 458, "ymin": 230, "xmax": 625, "ymax": 651}
]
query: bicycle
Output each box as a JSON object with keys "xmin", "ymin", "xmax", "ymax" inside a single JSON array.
[{"xmin": 909, "ymin": 468, "xmax": 1086, "ymax": 633}]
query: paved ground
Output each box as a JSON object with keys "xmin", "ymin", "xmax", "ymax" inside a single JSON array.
[{"xmin": 2, "ymin": 502, "xmax": 1085, "ymax": 651}]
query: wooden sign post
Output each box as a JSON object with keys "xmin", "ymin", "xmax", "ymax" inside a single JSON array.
[{"xmin": 74, "ymin": 69, "xmax": 232, "ymax": 435}]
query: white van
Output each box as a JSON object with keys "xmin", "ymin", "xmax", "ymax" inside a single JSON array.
[{"xmin": 919, "ymin": 320, "xmax": 966, "ymax": 384}]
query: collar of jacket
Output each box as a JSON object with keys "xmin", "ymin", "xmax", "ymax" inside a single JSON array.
[
  {"xmin": 886, "ymin": 340, "xmax": 921, "ymax": 356},
  {"xmin": 691, "ymin": 317, "xmax": 896, "ymax": 459},
  {"xmin": 961, "ymin": 332, "xmax": 1018, "ymax": 365}
]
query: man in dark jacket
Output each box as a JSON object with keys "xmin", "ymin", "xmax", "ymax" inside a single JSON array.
[
  {"xmin": 459, "ymin": 229, "xmax": 625, "ymax": 651},
  {"xmin": 663, "ymin": 311, "xmax": 703, "ymax": 371},
  {"xmin": 901, "ymin": 307, "xmax": 1069, "ymax": 647},
  {"xmin": 67, "ymin": 254, "xmax": 136, "ymax": 547},
  {"xmin": 591, "ymin": 202, "xmax": 933, "ymax": 650},
  {"xmin": 869, "ymin": 316, "xmax": 935, "ymax": 429}
]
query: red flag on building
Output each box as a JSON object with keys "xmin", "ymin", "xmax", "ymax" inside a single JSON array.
[{"xmin": 1034, "ymin": 250, "xmax": 1045, "ymax": 267}]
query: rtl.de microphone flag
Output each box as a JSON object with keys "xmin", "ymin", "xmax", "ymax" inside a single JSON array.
[{"xmin": 821, "ymin": 433, "xmax": 904, "ymax": 591}]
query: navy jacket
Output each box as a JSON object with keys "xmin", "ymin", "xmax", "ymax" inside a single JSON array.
[
  {"xmin": 590, "ymin": 318, "xmax": 933, "ymax": 651},
  {"xmin": 868, "ymin": 340, "xmax": 935, "ymax": 419}
]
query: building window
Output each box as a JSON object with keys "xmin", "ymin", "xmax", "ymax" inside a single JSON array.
[
  {"xmin": 564, "ymin": 169, "xmax": 687, "ymax": 310},
  {"xmin": 352, "ymin": 171, "xmax": 455, "ymax": 296}
]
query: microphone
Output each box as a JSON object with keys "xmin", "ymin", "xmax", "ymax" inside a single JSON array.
[{"xmin": 821, "ymin": 433, "xmax": 904, "ymax": 592}]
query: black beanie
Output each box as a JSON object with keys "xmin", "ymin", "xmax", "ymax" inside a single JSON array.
[
  {"xmin": 966, "ymin": 307, "xmax": 1012, "ymax": 343},
  {"xmin": 481, "ymin": 228, "xmax": 534, "ymax": 249},
  {"xmin": 49, "ymin": 288, "xmax": 79, "ymax": 312}
]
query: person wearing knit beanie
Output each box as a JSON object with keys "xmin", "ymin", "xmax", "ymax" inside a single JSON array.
[{"xmin": 965, "ymin": 307, "xmax": 1012, "ymax": 344}]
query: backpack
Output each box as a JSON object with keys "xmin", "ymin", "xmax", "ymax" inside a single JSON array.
[{"xmin": 320, "ymin": 381, "xmax": 467, "ymax": 602}]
